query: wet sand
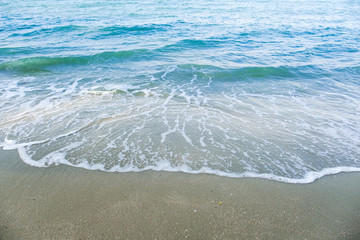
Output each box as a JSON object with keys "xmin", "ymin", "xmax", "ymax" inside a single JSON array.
[{"xmin": 0, "ymin": 148, "xmax": 359, "ymax": 240}]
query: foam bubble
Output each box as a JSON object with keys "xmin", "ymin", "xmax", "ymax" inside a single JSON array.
[{"xmin": 14, "ymin": 146, "xmax": 360, "ymax": 184}]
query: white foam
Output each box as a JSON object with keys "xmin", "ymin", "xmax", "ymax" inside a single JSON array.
[
  {"xmin": 3, "ymin": 139, "xmax": 48, "ymax": 150},
  {"xmin": 8, "ymin": 146, "xmax": 360, "ymax": 184},
  {"xmin": 18, "ymin": 147, "xmax": 46, "ymax": 168}
]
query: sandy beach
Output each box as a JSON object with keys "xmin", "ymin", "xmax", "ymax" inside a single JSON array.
[{"xmin": 0, "ymin": 149, "xmax": 359, "ymax": 239}]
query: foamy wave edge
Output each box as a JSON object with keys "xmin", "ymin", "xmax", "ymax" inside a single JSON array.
[{"xmin": 6, "ymin": 147, "xmax": 360, "ymax": 184}]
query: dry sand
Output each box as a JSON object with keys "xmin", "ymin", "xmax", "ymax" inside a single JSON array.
[{"xmin": 0, "ymin": 148, "xmax": 359, "ymax": 240}]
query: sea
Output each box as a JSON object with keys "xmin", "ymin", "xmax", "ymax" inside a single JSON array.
[{"xmin": 1, "ymin": 0, "xmax": 360, "ymax": 183}]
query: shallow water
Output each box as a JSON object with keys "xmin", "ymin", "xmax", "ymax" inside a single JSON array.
[{"xmin": 1, "ymin": 0, "xmax": 360, "ymax": 183}]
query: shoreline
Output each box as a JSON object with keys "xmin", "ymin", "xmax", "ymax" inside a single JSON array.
[
  {"xmin": 10, "ymin": 146, "xmax": 360, "ymax": 184},
  {"xmin": 1, "ymin": 148, "xmax": 360, "ymax": 239}
]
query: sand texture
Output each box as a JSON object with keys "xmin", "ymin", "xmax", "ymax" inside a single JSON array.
[{"xmin": 1, "ymin": 149, "xmax": 360, "ymax": 240}]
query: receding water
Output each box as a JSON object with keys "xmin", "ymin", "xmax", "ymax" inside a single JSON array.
[{"xmin": 1, "ymin": 0, "xmax": 360, "ymax": 183}]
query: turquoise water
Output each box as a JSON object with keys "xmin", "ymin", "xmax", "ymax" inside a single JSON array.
[{"xmin": 1, "ymin": 0, "xmax": 360, "ymax": 183}]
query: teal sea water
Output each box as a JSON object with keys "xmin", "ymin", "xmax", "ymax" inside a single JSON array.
[{"xmin": 1, "ymin": 0, "xmax": 360, "ymax": 183}]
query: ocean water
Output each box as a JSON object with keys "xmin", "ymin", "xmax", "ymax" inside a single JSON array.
[{"xmin": 1, "ymin": 0, "xmax": 360, "ymax": 183}]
